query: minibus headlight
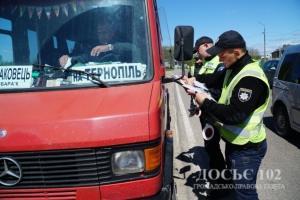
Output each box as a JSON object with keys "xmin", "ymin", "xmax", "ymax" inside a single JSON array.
[{"xmin": 111, "ymin": 151, "xmax": 145, "ymax": 174}]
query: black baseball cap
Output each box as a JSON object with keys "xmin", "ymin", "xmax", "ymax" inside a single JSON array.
[
  {"xmin": 193, "ymin": 36, "xmax": 214, "ymax": 53},
  {"xmin": 206, "ymin": 30, "xmax": 246, "ymax": 55}
]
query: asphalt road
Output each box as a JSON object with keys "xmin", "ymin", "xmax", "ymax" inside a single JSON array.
[{"xmin": 166, "ymin": 69, "xmax": 300, "ymax": 200}]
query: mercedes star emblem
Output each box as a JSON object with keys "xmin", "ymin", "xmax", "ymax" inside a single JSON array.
[
  {"xmin": 0, "ymin": 157, "xmax": 23, "ymax": 186},
  {"xmin": 0, "ymin": 130, "xmax": 7, "ymax": 139}
]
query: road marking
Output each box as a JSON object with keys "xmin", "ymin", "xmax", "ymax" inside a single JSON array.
[
  {"xmin": 175, "ymin": 83, "xmax": 197, "ymax": 148},
  {"xmin": 173, "ymin": 83, "xmax": 206, "ymax": 199}
]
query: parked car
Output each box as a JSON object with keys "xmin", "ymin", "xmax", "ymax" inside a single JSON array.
[
  {"xmin": 262, "ymin": 59, "xmax": 279, "ymax": 88},
  {"xmin": 271, "ymin": 44, "xmax": 300, "ymax": 137}
]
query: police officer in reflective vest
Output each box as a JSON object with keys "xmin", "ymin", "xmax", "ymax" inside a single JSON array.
[
  {"xmin": 184, "ymin": 30, "xmax": 270, "ymax": 199},
  {"xmin": 193, "ymin": 36, "xmax": 225, "ymax": 100},
  {"xmin": 190, "ymin": 36, "xmax": 227, "ymax": 198},
  {"xmin": 199, "ymin": 50, "xmax": 221, "ymax": 75},
  {"xmin": 188, "ymin": 56, "xmax": 203, "ymax": 117}
]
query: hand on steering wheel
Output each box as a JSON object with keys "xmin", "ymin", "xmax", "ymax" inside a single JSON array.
[{"xmin": 90, "ymin": 45, "xmax": 110, "ymax": 56}]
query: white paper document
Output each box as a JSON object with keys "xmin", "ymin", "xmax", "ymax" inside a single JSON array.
[
  {"xmin": 193, "ymin": 80, "xmax": 208, "ymax": 91},
  {"xmin": 170, "ymin": 74, "xmax": 216, "ymax": 101}
]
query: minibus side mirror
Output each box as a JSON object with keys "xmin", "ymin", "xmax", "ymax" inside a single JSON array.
[
  {"xmin": 162, "ymin": 26, "xmax": 194, "ymax": 84},
  {"xmin": 174, "ymin": 26, "xmax": 194, "ymax": 61}
]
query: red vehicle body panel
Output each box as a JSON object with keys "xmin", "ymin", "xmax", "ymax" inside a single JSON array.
[
  {"xmin": 0, "ymin": 83, "xmax": 157, "ymax": 152},
  {"xmin": 0, "ymin": 0, "xmax": 171, "ymax": 199},
  {"xmin": 0, "ymin": 174, "xmax": 162, "ymax": 199},
  {"xmin": 0, "ymin": 187, "xmax": 100, "ymax": 199}
]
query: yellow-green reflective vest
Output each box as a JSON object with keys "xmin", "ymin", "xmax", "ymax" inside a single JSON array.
[
  {"xmin": 190, "ymin": 65, "xmax": 196, "ymax": 77},
  {"xmin": 199, "ymin": 56, "xmax": 220, "ymax": 74},
  {"xmin": 190, "ymin": 64, "xmax": 203, "ymax": 76},
  {"xmin": 217, "ymin": 62, "xmax": 270, "ymax": 145}
]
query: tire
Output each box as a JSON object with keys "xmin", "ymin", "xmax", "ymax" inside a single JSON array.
[{"xmin": 273, "ymin": 105, "xmax": 291, "ymax": 137}]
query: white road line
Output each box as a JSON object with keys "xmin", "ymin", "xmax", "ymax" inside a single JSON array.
[
  {"xmin": 175, "ymin": 83, "xmax": 197, "ymax": 148},
  {"xmin": 173, "ymin": 82, "xmax": 205, "ymax": 200}
]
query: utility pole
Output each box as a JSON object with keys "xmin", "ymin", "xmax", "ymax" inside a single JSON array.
[
  {"xmin": 161, "ymin": 6, "xmax": 174, "ymax": 68},
  {"xmin": 259, "ymin": 22, "xmax": 266, "ymax": 62},
  {"xmin": 279, "ymin": 46, "xmax": 281, "ymax": 58}
]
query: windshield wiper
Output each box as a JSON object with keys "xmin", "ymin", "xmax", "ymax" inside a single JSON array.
[{"xmin": 32, "ymin": 64, "xmax": 109, "ymax": 87}]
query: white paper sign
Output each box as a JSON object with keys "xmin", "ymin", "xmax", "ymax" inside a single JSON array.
[
  {"xmin": 0, "ymin": 66, "xmax": 33, "ymax": 89},
  {"xmin": 69, "ymin": 63, "xmax": 146, "ymax": 84}
]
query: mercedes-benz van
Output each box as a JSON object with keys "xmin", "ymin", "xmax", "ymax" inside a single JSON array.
[{"xmin": 0, "ymin": 0, "xmax": 197, "ymax": 199}]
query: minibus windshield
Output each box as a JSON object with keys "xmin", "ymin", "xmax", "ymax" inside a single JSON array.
[{"xmin": 0, "ymin": 0, "xmax": 152, "ymax": 91}]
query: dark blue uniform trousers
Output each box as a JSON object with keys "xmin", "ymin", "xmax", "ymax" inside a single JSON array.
[{"xmin": 225, "ymin": 139, "xmax": 267, "ymax": 200}]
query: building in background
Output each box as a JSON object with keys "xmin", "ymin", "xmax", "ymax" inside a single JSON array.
[{"xmin": 271, "ymin": 44, "xmax": 293, "ymax": 59}]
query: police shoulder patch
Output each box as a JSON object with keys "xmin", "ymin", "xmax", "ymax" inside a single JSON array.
[
  {"xmin": 217, "ymin": 66, "xmax": 225, "ymax": 71},
  {"xmin": 238, "ymin": 88, "xmax": 252, "ymax": 102}
]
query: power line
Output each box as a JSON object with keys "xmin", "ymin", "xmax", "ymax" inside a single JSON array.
[
  {"xmin": 265, "ymin": 28, "xmax": 300, "ymax": 37},
  {"xmin": 274, "ymin": 28, "xmax": 300, "ymax": 36},
  {"xmin": 245, "ymin": 33, "xmax": 262, "ymax": 39},
  {"xmin": 245, "ymin": 33, "xmax": 262, "ymax": 38},
  {"xmin": 266, "ymin": 31, "xmax": 300, "ymax": 38},
  {"xmin": 245, "ymin": 28, "xmax": 300, "ymax": 39}
]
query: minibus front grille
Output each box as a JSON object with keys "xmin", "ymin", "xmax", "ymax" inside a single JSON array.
[{"xmin": 0, "ymin": 148, "xmax": 112, "ymax": 189}]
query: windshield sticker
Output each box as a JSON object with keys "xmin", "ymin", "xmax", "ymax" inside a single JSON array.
[
  {"xmin": 0, "ymin": 66, "xmax": 33, "ymax": 89},
  {"xmin": 69, "ymin": 63, "xmax": 146, "ymax": 84}
]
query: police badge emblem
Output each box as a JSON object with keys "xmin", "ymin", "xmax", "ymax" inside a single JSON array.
[{"xmin": 238, "ymin": 88, "xmax": 252, "ymax": 102}]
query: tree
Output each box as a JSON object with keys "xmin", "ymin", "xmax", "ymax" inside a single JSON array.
[
  {"xmin": 0, "ymin": 54, "xmax": 13, "ymax": 65},
  {"xmin": 247, "ymin": 46, "xmax": 261, "ymax": 59},
  {"xmin": 163, "ymin": 46, "xmax": 194, "ymax": 69},
  {"xmin": 163, "ymin": 46, "xmax": 174, "ymax": 68},
  {"xmin": 247, "ymin": 46, "xmax": 265, "ymax": 66}
]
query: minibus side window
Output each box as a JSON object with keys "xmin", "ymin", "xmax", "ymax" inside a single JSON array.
[{"xmin": 0, "ymin": 34, "xmax": 13, "ymax": 65}]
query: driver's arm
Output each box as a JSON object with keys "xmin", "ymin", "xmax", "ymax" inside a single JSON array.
[
  {"xmin": 90, "ymin": 42, "xmax": 134, "ymax": 57},
  {"xmin": 91, "ymin": 44, "xmax": 113, "ymax": 56}
]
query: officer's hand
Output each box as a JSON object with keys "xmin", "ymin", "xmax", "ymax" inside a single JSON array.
[
  {"xmin": 181, "ymin": 76, "xmax": 195, "ymax": 85},
  {"xmin": 181, "ymin": 75, "xmax": 188, "ymax": 82},
  {"xmin": 195, "ymin": 92, "xmax": 208, "ymax": 105},
  {"xmin": 186, "ymin": 89, "xmax": 196, "ymax": 95},
  {"xmin": 186, "ymin": 77, "xmax": 195, "ymax": 85}
]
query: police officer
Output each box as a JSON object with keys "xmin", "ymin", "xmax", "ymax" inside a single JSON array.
[
  {"xmin": 191, "ymin": 36, "xmax": 228, "ymax": 198},
  {"xmin": 194, "ymin": 36, "xmax": 224, "ymax": 75},
  {"xmin": 185, "ymin": 30, "xmax": 269, "ymax": 199},
  {"xmin": 193, "ymin": 36, "xmax": 225, "ymax": 99},
  {"xmin": 188, "ymin": 56, "xmax": 203, "ymax": 117}
]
